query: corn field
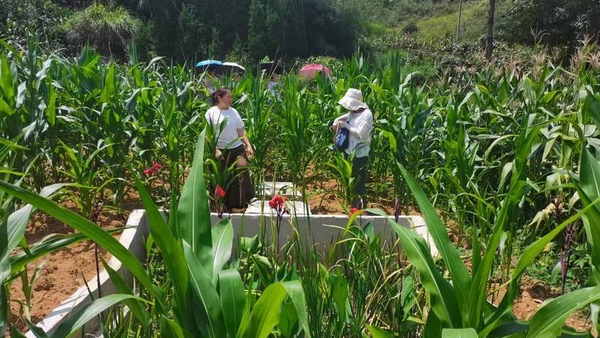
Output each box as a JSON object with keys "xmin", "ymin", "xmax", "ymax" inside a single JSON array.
[{"xmin": 2, "ymin": 37, "xmax": 600, "ymax": 337}]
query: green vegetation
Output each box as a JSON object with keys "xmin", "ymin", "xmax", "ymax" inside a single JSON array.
[
  {"xmin": 2, "ymin": 0, "xmax": 598, "ymax": 66},
  {"xmin": 1, "ymin": 35, "xmax": 600, "ymax": 336},
  {"xmin": 2, "ymin": 0, "xmax": 600, "ymax": 336}
]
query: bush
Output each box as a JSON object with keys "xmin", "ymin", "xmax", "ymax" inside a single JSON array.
[{"xmin": 62, "ymin": 3, "xmax": 140, "ymax": 61}]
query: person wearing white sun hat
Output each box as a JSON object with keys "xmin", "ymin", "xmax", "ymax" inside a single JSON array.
[{"xmin": 333, "ymin": 88, "xmax": 374, "ymax": 209}]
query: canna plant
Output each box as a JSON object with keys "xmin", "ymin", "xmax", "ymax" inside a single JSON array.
[{"xmin": 0, "ymin": 129, "xmax": 311, "ymax": 338}]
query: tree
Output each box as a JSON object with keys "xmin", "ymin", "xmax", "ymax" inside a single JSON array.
[
  {"xmin": 64, "ymin": 3, "xmax": 140, "ymax": 61},
  {"xmin": 497, "ymin": 0, "xmax": 600, "ymax": 49},
  {"xmin": 150, "ymin": 0, "xmax": 182, "ymax": 60},
  {"xmin": 485, "ymin": 0, "xmax": 495, "ymax": 61},
  {"xmin": 247, "ymin": 0, "xmax": 285, "ymax": 60}
]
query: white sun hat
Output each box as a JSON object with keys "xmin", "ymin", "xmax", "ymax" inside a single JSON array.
[{"xmin": 338, "ymin": 88, "xmax": 368, "ymax": 111}]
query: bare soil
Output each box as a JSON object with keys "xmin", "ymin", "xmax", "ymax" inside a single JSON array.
[
  {"xmin": 7, "ymin": 195, "xmax": 142, "ymax": 336},
  {"xmin": 5, "ymin": 181, "xmax": 595, "ymax": 336}
]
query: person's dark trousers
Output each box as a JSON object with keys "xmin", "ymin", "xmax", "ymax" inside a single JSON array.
[
  {"xmin": 344, "ymin": 154, "xmax": 368, "ymax": 209},
  {"xmin": 220, "ymin": 145, "xmax": 254, "ymax": 209}
]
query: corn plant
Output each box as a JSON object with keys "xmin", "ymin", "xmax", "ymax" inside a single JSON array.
[
  {"xmin": 364, "ymin": 161, "xmax": 600, "ymax": 337},
  {"xmin": 277, "ymin": 78, "xmax": 329, "ymax": 209}
]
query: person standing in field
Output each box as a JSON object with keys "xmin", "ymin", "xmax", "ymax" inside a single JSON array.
[
  {"xmin": 205, "ymin": 87, "xmax": 255, "ymax": 210},
  {"xmin": 333, "ymin": 88, "xmax": 374, "ymax": 209}
]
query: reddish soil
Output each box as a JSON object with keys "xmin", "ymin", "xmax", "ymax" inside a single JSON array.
[
  {"xmin": 7, "ymin": 194, "xmax": 142, "ymax": 336},
  {"xmin": 5, "ymin": 181, "xmax": 596, "ymax": 336},
  {"xmin": 491, "ymin": 276, "xmax": 594, "ymax": 335}
]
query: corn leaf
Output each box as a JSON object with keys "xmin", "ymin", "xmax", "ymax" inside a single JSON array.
[
  {"xmin": 0, "ymin": 182, "xmax": 155, "ymax": 295},
  {"xmin": 178, "ymin": 129, "xmax": 213, "ymax": 277},
  {"xmin": 159, "ymin": 315, "xmax": 187, "ymax": 338},
  {"xmin": 366, "ymin": 325, "xmax": 395, "ymax": 338},
  {"xmin": 526, "ymin": 286, "xmax": 600, "ymax": 338},
  {"xmin": 398, "ymin": 163, "xmax": 471, "ymax": 323},
  {"xmin": 441, "ymin": 328, "xmax": 478, "ymax": 338},
  {"xmin": 366, "ymin": 208, "xmax": 461, "ymax": 329},
  {"xmin": 469, "ymin": 118, "xmax": 542, "ymax": 329},
  {"xmin": 131, "ymin": 165, "xmax": 192, "ymax": 329},
  {"xmin": 51, "ymin": 294, "xmax": 138, "ymax": 338},
  {"xmin": 482, "ymin": 201, "xmax": 600, "ymax": 336},
  {"xmin": 101, "ymin": 258, "xmax": 150, "ymax": 326}
]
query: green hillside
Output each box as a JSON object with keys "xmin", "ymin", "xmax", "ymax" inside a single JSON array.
[{"xmin": 331, "ymin": 0, "xmax": 511, "ymax": 42}]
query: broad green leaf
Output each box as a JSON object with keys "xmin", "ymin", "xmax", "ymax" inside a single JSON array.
[
  {"xmin": 159, "ymin": 315, "xmax": 187, "ymax": 338},
  {"xmin": 3, "ymin": 184, "xmax": 65, "ymax": 260},
  {"xmin": 366, "ymin": 324, "xmax": 394, "ymax": 338},
  {"xmin": 219, "ymin": 269, "xmax": 245, "ymax": 337},
  {"xmin": 0, "ymin": 55, "xmax": 15, "ymax": 106},
  {"xmin": 482, "ymin": 201, "xmax": 600, "ymax": 337},
  {"xmin": 0, "ymin": 97, "xmax": 13, "ymax": 115},
  {"xmin": 23, "ymin": 317, "xmax": 50, "ymax": 338},
  {"xmin": 399, "ymin": 163, "xmax": 470, "ymax": 323},
  {"xmin": 583, "ymin": 89, "xmax": 600, "ymax": 128},
  {"xmin": 575, "ymin": 148, "xmax": 600, "ymax": 332},
  {"xmin": 239, "ymin": 281, "xmax": 310, "ymax": 338},
  {"xmin": 10, "ymin": 228, "xmax": 124, "ymax": 273},
  {"xmin": 183, "ymin": 242, "xmax": 226, "ymax": 338},
  {"xmin": 366, "ymin": 208, "xmax": 461, "ymax": 328},
  {"xmin": 212, "ymin": 218, "xmax": 234, "ymax": 285},
  {"xmin": 488, "ymin": 321, "xmax": 528, "ymax": 338},
  {"xmin": 0, "ymin": 182, "xmax": 156, "ymax": 296},
  {"xmin": 131, "ymin": 165, "xmax": 191, "ymax": 329},
  {"xmin": 101, "ymin": 258, "xmax": 149, "ymax": 326},
  {"xmin": 51, "ymin": 294, "xmax": 138, "ymax": 338},
  {"xmin": 441, "ymin": 328, "xmax": 478, "ymax": 338},
  {"xmin": 178, "ymin": 129, "xmax": 213, "ymax": 276},
  {"xmin": 331, "ymin": 273, "xmax": 350, "ymax": 321},
  {"xmin": 526, "ymin": 286, "xmax": 600, "ymax": 338},
  {"xmin": 0, "ymin": 286, "xmax": 7, "ymax": 336},
  {"xmin": 469, "ymin": 118, "xmax": 543, "ymax": 329},
  {"xmin": 100, "ymin": 63, "xmax": 115, "ymax": 103},
  {"xmin": 578, "ymin": 149, "xmax": 600, "ymax": 260}
]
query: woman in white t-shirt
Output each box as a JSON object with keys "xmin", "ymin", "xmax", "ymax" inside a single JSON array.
[{"xmin": 205, "ymin": 87, "xmax": 255, "ymax": 209}]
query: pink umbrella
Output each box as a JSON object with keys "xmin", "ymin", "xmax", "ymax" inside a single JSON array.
[{"xmin": 298, "ymin": 63, "xmax": 332, "ymax": 79}]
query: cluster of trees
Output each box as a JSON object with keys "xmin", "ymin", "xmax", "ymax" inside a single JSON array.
[
  {"xmin": 1, "ymin": 0, "xmax": 362, "ymax": 63},
  {"xmin": 497, "ymin": 0, "xmax": 600, "ymax": 49},
  {"xmin": 2, "ymin": 0, "xmax": 599, "ymax": 64}
]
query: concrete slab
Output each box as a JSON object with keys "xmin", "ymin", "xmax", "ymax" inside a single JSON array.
[
  {"xmin": 259, "ymin": 181, "xmax": 301, "ymax": 198},
  {"xmin": 244, "ymin": 199, "xmax": 310, "ymax": 215},
  {"xmin": 210, "ymin": 213, "xmax": 438, "ymax": 256}
]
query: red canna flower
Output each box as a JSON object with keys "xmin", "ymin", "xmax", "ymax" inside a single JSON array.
[
  {"xmin": 215, "ymin": 185, "xmax": 226, "ymax": 198},
  {"xmin": 143, "ymin": 168, "xmax": 154, "ymax": 176},
  {"xmin": 152, "ymin": 162, "xmax": 163, "ymax": 171},
  {"xmin": 349, "ymin": 207, "xmax": 364, "ymax": 216},
  {"xmin": 269, "ymin": 195, "xmax": 285, "ymax": 209}
]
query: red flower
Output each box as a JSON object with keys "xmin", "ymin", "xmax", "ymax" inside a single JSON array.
[
  {"xmin": 349, "ymin": 207, "xmax": 361, "ymax": 215},
  {"xmin": 143, "ymin": 168, "xmax": 154, "ymax": 176},
  {"xmin": 152, "ymin": 162, "xmax": 163, "ymax": 171},
  {"xmin": 215, "ymin": 185, "xmax": 226, "ymax": 198},
  {"xmin": 269, "ymin": 195, "xmax": 285, "ymax": 209}
]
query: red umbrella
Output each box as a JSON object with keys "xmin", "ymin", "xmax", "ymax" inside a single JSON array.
[{"xmin": 298, "ymin": 63, "xmax": 332, "ymax": 79}]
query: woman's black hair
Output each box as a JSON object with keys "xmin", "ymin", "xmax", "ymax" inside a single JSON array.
[{"xmin": 211, "ymin": 87, "xmax": 231, "ymax": 106}]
